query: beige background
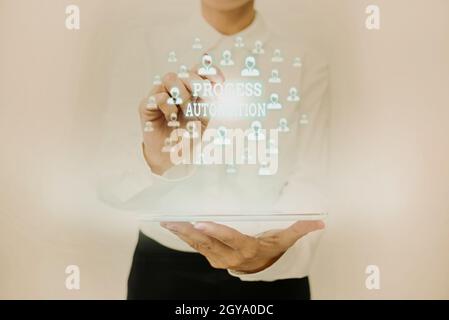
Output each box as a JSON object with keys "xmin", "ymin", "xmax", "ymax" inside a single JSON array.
[{"xmin": 1, "ymin": 0, "xmax": 448, "ymax": 299}]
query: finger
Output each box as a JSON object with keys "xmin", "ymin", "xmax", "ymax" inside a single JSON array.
[
  {"xmin": 139, "ymin": 92, "xmax": 170, "ymax": 122},
  {"xmin": 162, "ymin": 72, "xmax": 191, "ymax": 106},
  {"xmin": 160, "ymin": 222, "xmax": 234, "ymax": 257},
  {"xmin": 277, "ymin": 220, "xmax": 325, "ymax": 248},
  {"xmin": 193, "ymin": 222, "xmax": 257, "ymax": 250}
]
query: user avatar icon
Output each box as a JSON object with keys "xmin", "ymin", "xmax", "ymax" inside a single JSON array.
[
  {"xmin": 198, "ymin": 54, "xmax": 217, "ymax": 76},
  {"xmin": 248, "ymin": 121, "xmax": 266, "ymax": 141},
  {"xmin": 168, "ymin": 51, "xmax": 177, "ymax": 63},
  {"xmin": 278, "ymin": 118, "xmax": 290, "ymax": 133},
  {"xmin": 268, "ymin": 69, "xmax": 281, "ymax": 83},
  {"xmin": 167, "ymin": 87, "xmax": 183, "ymax": 105},
  {"xmin": 287, "ymin": 87, "xmax": 300, "ymax": 102},
  {"xmin": 215, "ymin": 126, "xmax": 231, "ymax": 145},
  {"xmin": 235, "ymin": 36, "xmax": 244, "ymax": 48},
  {"xmin": 226, "ymin": 163, "xmax": 237, "ymax": 174},
  {"xmin": 241, "ymin": 56, "xmax": 260, "ymax": 77},
  {"xmin": 293, "ymin": 57, "xmax": 302, "ymax": 68},
  {"xmin": 268, "ymin": 139, "xmax": 279, "ymax": 155},
  {"xmin": 143, "ymin": 121, "xmax": 154, "ymax": 133},
  {"xmin": 162, "ymin": 137, "xmax": 175, "ymax": 153},
  {"xmin": 153, "ymin": 75, "xmax": 162, "ymax": 85},
  {"xmin": 267, "ymin": 93, "xmax": 282, "ymax": 110},
  {"xmin": 178, "ymin": 65, "xmax": 189, "ymax": 79},
  {"xmin": 167, "ymin": 113, "xmax": 180, "ymax": 128},
  {"xmin": 184, "ymin": 121, "xmax": 199, "ymax": 139},
  {"xmin": 258, "ymin": 161, "xmax": 275, "ymax": 176},
  {"xmin": 220, "ymin": 50, "xmax": 235, "ymax": 66},
  {"xmin": 300, "ymin": 114, "xmax": 309, "ymax": 125},
  {"xmin": 272, "ymin": 49, "xmax": 284, "ymax": 63},
  {"xmin": 146, "ymin": 96, "xmax": 157, "ymax": 110},
  {"xmin": 252, "ymin": 40, "xmax": 265, "ymax": 54},
  {"xmin": 192, "ymin": 37, "xmax": 203, "ymax": 50}
]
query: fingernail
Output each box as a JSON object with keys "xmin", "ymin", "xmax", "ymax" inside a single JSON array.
[{"xmin": 193, "ymin": 222, "xmax": 207, "ymax": 231}]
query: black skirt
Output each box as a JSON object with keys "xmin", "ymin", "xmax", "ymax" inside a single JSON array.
[{"xmin": 128, "ymin": 232, "xmax": 311, "ymax": 300}]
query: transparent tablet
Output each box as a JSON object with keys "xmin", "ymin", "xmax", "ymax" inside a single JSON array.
[{"xmin": 139, "ymin": 212, "xmax": 328, "ymax": 222}]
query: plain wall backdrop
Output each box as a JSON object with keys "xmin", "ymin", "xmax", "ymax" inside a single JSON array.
[{"xmin": 1, "ymin": 0, "xmax": 448, "ymax": 299}]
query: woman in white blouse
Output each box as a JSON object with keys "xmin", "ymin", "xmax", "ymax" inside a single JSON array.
[{"xmin": 100, "ymin": 0, "xmax": 329, "ymax": 299}]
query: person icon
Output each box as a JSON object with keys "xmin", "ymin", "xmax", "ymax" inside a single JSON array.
[
  {"xmin": 178, "ymin": 65, "xmax": 189, "ymax": 79},
  {"xmin": 184, "ymin": 121, "xmax": 199, "ymax": 139},
  {"xmin": 167, "ymin": 113, "xmax": 180, "ymax": 128},
  {"xmin": 287, "ymin": 87, "xmax": 300, "ymax": 102},
  {"xmin": 153, "ymin": 75, "xmax": 162, "ymax": 85},
  {"xmin": 220, "ymin": 50, "xmax": 234, "ymax": 66},
  {"xmin": 162, "ymin": 137, "xmax": 174, "ymax": 153},
  {"xmin": 192, "ymin": 37, "xmax": 203, "ymax": 50},
  {"xmin": 215, "ymin": 126, "xmax": 231, "ymax": 145},
  {"xmin": 272, "ymin": 49, "xmax": 284, "ymax": 62},
  {"xmin": 300, "ymin": 114, "xmax": 309, "ymax": 125},
  {"xmin": 234, "ymin": 36, "xmax": 244, "ymax": 48},
  {"xmin": 226, "ymin": 163, "xmax": 237, "ymax": 174},
  {"xmin": 248, "ymin": 121, "xmax": 266, "ymax": 141},
  {"xmin": 278, "ymin": 118, "xmax": 290, "ymax": 133},
  {"xmin": 252, "ymin": 40, "xmax": 264, "ymax": 54},
  {"xmin": 268, "ymin": 138, "xmax": 279, "ymax": 155},
  {"xmin": 198, "ymin": 54, "xmax": 217, "ymax": 76},
  {"xmin": 167, "ymin": 87, "xmax": 183, "ymax": 105},
  {"xmin": 146, "ymin": 96, "xmax": 157, "ymax": 111},
  {"xmin": 268, "ymin": 69, "xmax": 281, "ymax": 83},
  {"xmin": 143, "ymin": 121, "xmax": 154, "ymax": 133},
  {"xmin": 168, "ymin": 51, "xmax": 177, "ymax": 63},
  {"xmin": 241, "ymin": 56, "xmax": 260, "ymax": 77},
  {"xmin": 293, "ymin": 57, "xmax": 302, "ymax": 67},
  {"xmin": 267, "ymin": 93, "xmax": 282, "ymax": 110},
  {"xmin": 258, "ymin": 161, "xmax": 274, "ymax": 176}
]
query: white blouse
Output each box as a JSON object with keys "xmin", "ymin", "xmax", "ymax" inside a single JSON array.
[{"xmin": 97, "ymin": 11, "xmax": 330, "ymax": 281}]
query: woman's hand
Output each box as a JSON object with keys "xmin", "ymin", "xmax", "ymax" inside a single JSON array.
[
  {"xmin": 138, "ymin": 65, "xmax": 224, "ymax": 175},
  {"xmin": 161, "ymin": 220, "xmax": 325, "ymax": 274}
]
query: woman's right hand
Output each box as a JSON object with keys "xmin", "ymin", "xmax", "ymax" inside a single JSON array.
[{"xmin": 138, "ymin": 65, "xmax": 224, "ymax": 175}]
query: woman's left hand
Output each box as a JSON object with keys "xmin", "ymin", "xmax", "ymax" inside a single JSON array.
[{"xmin": 160, "ymin": 220, "xmax": 324, "ymax": 274}]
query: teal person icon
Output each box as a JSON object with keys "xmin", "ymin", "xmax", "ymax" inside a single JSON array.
[
  {"xmin": 167, "ymin": 87, "xmax": 183, "ymax": 105},
  {"xmin": 267, "ymin": 93, "xmax": 282, "ymax": 110},
  {"xmin": 252, "ymin": 40, "xmax": 264, "ymax": 54},
  {"xmin": 220, "ymin": 50, "xmax": 234, "ymax": 66},
  {"xmin": 272, "ymin": 49, "xmax": 284, "ymax": 62},
  {"xmin": 198, "ymin": 54, "xmax": 217, "ymax": 76},
  {"xmin": 241, "ymin": 56, "xmax": 260, "ymax": 77},
  {"xmin": 143, "ymin": 121, "xmax": 154, "ymax": 133},
  {"xmin": 178, "ymin": 65, "xmax": 189, "ymax": 79},
  {"xmin": 215, "ymin": 126, "xmax": 231, "ymax": 145},
  {"xmin": 248, "ymin": 121, "xmax": 266, "ymax": 141},
  {"xmin": 268, "ymin": 69, "xmax": 281, "ymax": 83},
  {"xmin": 192, "ymin": 37, "xmax": 202, "ymax": 50},
  {"xmin": 153, "ymin": 75, "xmax": 162, "ymax": 85},
  {"xmin": 168, "ymin": 51, "xmax": 177, "ymax": 63},
  {"xmin": 167, "ymin": 113, "xmax": 180, "ymax": 128},
  {"xmin": 258, "ymin": 160, "xmax": 275, "ymax": 176},
  {"xmin": 287, "ymin": 87, "xmax": 300, "ymax": 102},
  {"xmin": 300, "ymin": 114, "xmax": 309, "ymax": 125},
  {"xmin": 146, "ymin": 95, "xmax": 157, "ymax": 111},
  {"xmin": 293, "ymin": 57, "xmax": 302, "ymax": 68},
  {"xmin": 234, "ymin": 36, "xmax": 244, "ymax": 48},
  {"xmin": 184, "ymin": 121, "xmax": 200, "ymax": 139},
  {"xmin": 278, "ymin": 118, "xmax": 290, "ymax": 133}
]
